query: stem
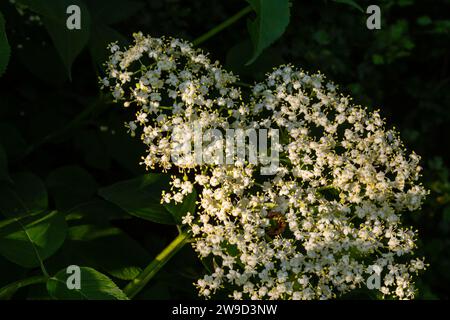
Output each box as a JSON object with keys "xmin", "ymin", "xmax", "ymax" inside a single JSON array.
[
  {"xmin": 123, "ymin": 232, "xmax": 190, "ymax": 299},
  {"xmin": 192, "ymin": 5, "xmax": 253, "ymax": 46},
  {"xmin": 0, "ymin": 275, "xmax": 48, "ymax": 300}
]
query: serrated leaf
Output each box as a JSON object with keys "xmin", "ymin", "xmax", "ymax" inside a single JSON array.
[
  {"xmin": 245, "ymin": 0, "xmax": 290, "ymax": 65},
  {"xmin": 99, "ymin": 173, "xmax": 175, "ymax": 224},
  {"xmin": 165, "ymin": 189, "xmax": 197, "ymax": 224},
  {"xmin": 0, "ymin": 11, "xmax": 11, "ymax": 77},
  {"xmin": 332, "ymin": 0, "xmax": 364, "ymax": 13},
  {"xmin": 47, "ymin": 267, "xmax": 128, "ymax": 300},
  {"xmin": 0, "ymin": 210, "xmax": 67, "ymax": 268},
  {"xmin": 17, "ymin": 0, "xmax": 91, "ymax": 79}
]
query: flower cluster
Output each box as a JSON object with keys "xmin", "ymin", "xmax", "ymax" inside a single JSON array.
[
  {"xmin": 182, "ymin": 65, "xmax": 427, "ymax": 299},
  {"xmin": 101, "ymin": 32, "xmax": 244, "ymax": 175},
  {"xmin": 103, "ymin": 35, "xmax": 427, "ymax": 300}
]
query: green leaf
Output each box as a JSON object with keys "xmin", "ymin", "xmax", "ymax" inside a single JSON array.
[
  {"xmin": 99, "ymin": 174, "xmax": 175, "ymax": 224},
  {"xmin": 18, "ymin": 0, "xmax": 91, "ymax": 79},
  {"xmin": 0, "ymin": 274, "xmax": 48, "ymax": 300},
  {"xmin": 332, "ymin": 0, "xmax": 364, "ymax": 13},
  {"xmin": 67, "ymin": 224, "xmax": 151, "ymax": 280},
  {"xmin": 47, "ymin": 267, "xmax": 128, "ymax": 300},
  {"xmin": 0, "ymin": 172, "xmax": 48, "ymax": 217},
  {"xmin": 245, "ymin": 0, "xmax": 290, "ymax": 65},
  {"xmin": 225, "ymin": 39, "xmax": 284, "ymax": 81},
  {"xmin": 165, "ymin": 189, "xmax": 197, "ymax": 224},
  {"xmin": 46, "ymin": 165, "xmax": 98, "ymax": 210},
  {"xmin": 0, "ymin": 145, "xmax": 9, "ymax": 182},
  {"xmin": 0, "ymin": 11, "xmax": 11, "ymax": 77},
  {"xmin": 64, "ymin": 200, "xmax": 128, "ymax": 224},
  {"xmin": 0, "ymin": 210, "xmax": 67, "ymax": 268}
]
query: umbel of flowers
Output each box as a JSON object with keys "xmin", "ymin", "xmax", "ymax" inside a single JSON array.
[{"xmin": 102, "ymin": 33, "xmax": 428, "ymax": 300}]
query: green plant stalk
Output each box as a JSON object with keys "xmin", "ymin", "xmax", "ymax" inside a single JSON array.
[
  {"xmin": 123, "ymin": 231, "xmax": 190, "ymax": 298},
  {"xmin": 0, "ymin": 275, "xmax": 48, "ymax": 300},
  {"xmin": 193, "ymin": 5, "xmax": 252, "ymax": 46}
]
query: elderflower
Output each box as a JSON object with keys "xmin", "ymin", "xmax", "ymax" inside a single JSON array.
[
  {"xmin": 102, "ymin": 33, "xmax": 247, "ymax": 178},
  {"xmin": 182, "ymin": 65, "xmax": 428, "ymax": 300},
  {"xmin": 103, "ymin": 34, "xmax": 428, "ymax": 300}
]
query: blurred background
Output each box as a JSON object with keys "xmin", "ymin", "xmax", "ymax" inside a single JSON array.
[{"xmin": 0, "ymin": 0, "xmax": 449, "ymax": 299}]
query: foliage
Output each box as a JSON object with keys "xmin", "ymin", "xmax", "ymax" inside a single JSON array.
[
  {"xmin": 245, "ymin": 0, "xmax": 290, "ymax": 64},
  {"xmin": 0, "ymin": 0, "xmax": 449, "ymax": 300},
  {"xmin": 47, "ymin": 266, "xmax": 128, "ymax": 300}
]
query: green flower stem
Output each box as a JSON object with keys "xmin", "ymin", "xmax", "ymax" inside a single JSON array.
[
  {"xmin": 123, "ymin": 231, "xmax": 190, "ymax": 299},
  {"xmin": 192, "ymin": 5, "xmax": 252, "ymax": 46},
  {"xmin": 0, "ymin": 275, "xmax": 48, "ymax": 300}
]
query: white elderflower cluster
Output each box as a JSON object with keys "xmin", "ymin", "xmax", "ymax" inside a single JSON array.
[
  {"xmin": 101, "ymin": 33, "xmax": 244, "ymax": 188},
  {"xmin": 182, "ymin": 66, "xmax": 428, "ymax": 300},
  {"xmin": 103, "ymin": 34, "xmax": 428, "ymax": 300}
]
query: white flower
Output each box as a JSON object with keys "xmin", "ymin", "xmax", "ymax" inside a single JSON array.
[
  {"xmin": 182, "ymin": 212, "xmax": 194, "ymax": 225},
  {"xmin": 103, "ymin": 36, "xmax": 427, "ymax": 300}
]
